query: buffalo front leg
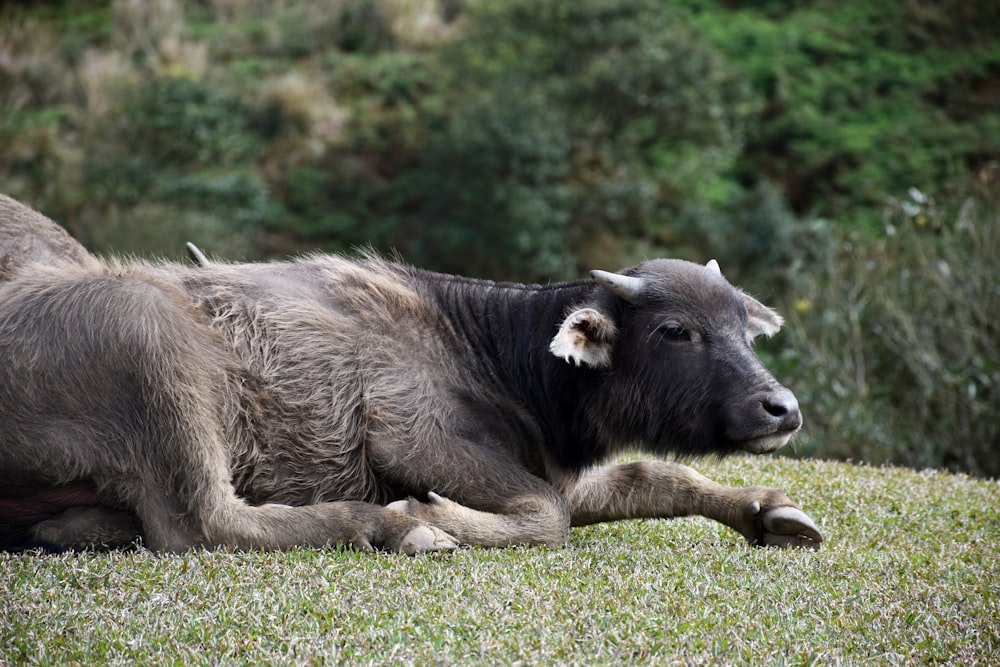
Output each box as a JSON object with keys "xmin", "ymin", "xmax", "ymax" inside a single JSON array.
[
  {"xmin": 387, "ymin": 487, "xmax": 571, "ymax": 548},
  {"xmin": 565, "ymin": 461, "xmax": 823, "ymax": 549}
]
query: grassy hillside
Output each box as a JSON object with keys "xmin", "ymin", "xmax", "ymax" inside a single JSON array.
[{"xmin": 2, "ymin": 456, "xmax": 997, "ymax": 665}]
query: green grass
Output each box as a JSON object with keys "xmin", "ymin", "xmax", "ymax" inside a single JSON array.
[{"xmin": 1, "ymin": 456, "xmax": 997, "ymax": 665}]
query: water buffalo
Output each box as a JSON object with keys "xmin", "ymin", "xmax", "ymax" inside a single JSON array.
[{"xmin": 0, "ymin": 195, "xmax": 822, "ymax": 554}]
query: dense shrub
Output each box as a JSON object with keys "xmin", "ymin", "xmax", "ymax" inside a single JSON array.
[
  {"xmin": 679, "ymin": 0, "xmax": 1000, "ymax": 230},
  {"xmin": 263, "ymin": 0, "xmax": 755, "ymax": 281},
  {"xmin": 264, "ymin": 49, "xmax": 442, "ymax": 256},
  {"xmin": 683, "ymin": 180, "xmax": 838, "ymax": 297},
  {"xmin": 94, "ymin": 75, "xmax": 257, "ymax": 167},
  {"xmin": 410, "ymin": 84, "xmax": 574, "ymax": 279},
  {"xmin": 771, "ymin": 185, "xmax": 1000, "ymax": 477},
  {"xmin": 74, "ymin": 75, "xmax": 269, "ymax": 257},
  {"xmin": 404, "ymin": 0, "xmax": 755, "ymax": 280}
]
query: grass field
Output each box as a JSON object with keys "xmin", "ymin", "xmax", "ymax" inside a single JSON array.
[{"xmin": 2, "ymin": 456, "xmax": 997, "ymax": 665}]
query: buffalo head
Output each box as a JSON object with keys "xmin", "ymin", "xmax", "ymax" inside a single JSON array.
[{"xmin": 549, "ymin": 258, "xmax": 801, "ymax": 457}]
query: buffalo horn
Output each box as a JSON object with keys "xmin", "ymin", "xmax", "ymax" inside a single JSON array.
[
  {"xmin": 706, "ymin": 258, "xmax": 722, "ymax": 275},
  {"xmin": 590, "ymin": 270, "xmax": 645, "ymax": 303},
  {"xmin": 186, "ymin": 242, "xmax": 211, "ymax": 267}
]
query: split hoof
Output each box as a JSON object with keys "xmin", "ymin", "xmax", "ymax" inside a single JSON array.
[
  {"xmin": 397, "ymin": 524, "xmax": 458, "ymax": 556},
  {"xmin": 759, "ymin": 505, "xmax": 824, "ymax": 550}
]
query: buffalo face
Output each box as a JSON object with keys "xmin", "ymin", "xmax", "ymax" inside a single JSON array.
[{"xmin": 550, "ymin": 259, "xmax": 801, "ymax": 457}]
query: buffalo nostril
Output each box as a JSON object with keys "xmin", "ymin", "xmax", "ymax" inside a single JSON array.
[{"xmin": 762, "ymin": 391, "xmax": 801, "ymax": 430}]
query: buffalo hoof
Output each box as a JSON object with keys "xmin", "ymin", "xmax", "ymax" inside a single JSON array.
[
  {"xmin": 397, "ymin": 524, "xmax": 458, "ymax": 556},
  {"xmin": 753, "ymin": 503, "xmax": 824, "ymax": 550}
]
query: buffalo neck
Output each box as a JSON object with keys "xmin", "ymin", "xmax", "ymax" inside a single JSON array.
[{"xmin": 414, "ymin": 269, "xmax": 610, "ymax": 469}]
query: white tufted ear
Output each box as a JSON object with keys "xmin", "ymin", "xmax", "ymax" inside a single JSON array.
[
  {"xmin": 549, "ymin": 308, "xmax": 618, "ymax": 368},
  {"xmin": 743, "ymin": 292, "xmax": 784, "ymax": 338}
]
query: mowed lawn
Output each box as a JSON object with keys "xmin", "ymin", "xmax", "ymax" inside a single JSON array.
[{"xmin": 1, "ymin": 455, "xmax": 997, "ymax": 665}]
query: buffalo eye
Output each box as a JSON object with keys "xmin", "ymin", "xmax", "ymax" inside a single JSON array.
[
  {"xmin": 664, "ymin": 325, "xmax": 690, "ymax": 341},
  {"xmin": 654, "ymin": 322, "xmax": 693, "ymax": 343}
]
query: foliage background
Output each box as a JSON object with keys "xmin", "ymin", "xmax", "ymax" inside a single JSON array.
[{"xmin": 1, "ymin": 0, "xmax": 997, "ymax": 476}]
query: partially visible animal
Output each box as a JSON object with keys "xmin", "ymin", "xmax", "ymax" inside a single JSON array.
[
  {"xmin": 0, "ymin": 196, "xmax": 122, "ymax": 550},
  {"xmin": 0, "ymin": 194, "xmax": 99, "ymax": 281},
  {"xmin": 0, "ymin": 194, "xmax": 822, "ymax": 554}
]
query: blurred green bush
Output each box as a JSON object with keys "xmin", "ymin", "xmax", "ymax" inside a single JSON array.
[
  {"xmin": 769, "ymin": 183, "xmax": 1000, "ymax": 477},
  {"xmin": 410, "ymin": 0, "xmax": 755, "ymax": 279},
  {"xmin": 74, "ymin": 75, "xmax": 269, "ymax": 258},
  {"xmin": 681, "ymin": 0, "xmax": 1000, "ymax": 230}
]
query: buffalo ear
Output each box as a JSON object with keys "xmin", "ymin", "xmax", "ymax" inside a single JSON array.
[
  {"xmin": 743, "ymin": 292, "xmax": 784, "ymax": 338},
  {"xmin": 549, "ymin": 307, "xmax": 618, "ymax": 369}
]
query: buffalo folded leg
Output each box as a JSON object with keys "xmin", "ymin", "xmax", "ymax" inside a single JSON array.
[
  {"xmin": 382, "ymin": 443, "xmax": 572, "ymax": 548},
  {"xmin": 30, "ymin": 506, "xmax": 142, "ymax": 550},
  {"xmin": 387, "ymin": 488, "xmax": 570, "ymax": 548},
  {"xmin": 116, "ymin": 477, "xmax": 457, "ymax": 555},
  {"xmin": 564, "ymin": 461, "xmax": 823, "ymax": 549},
  {"xmin": 198, "ymin": 501, "xmax": 456, "ymax": 554}
]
